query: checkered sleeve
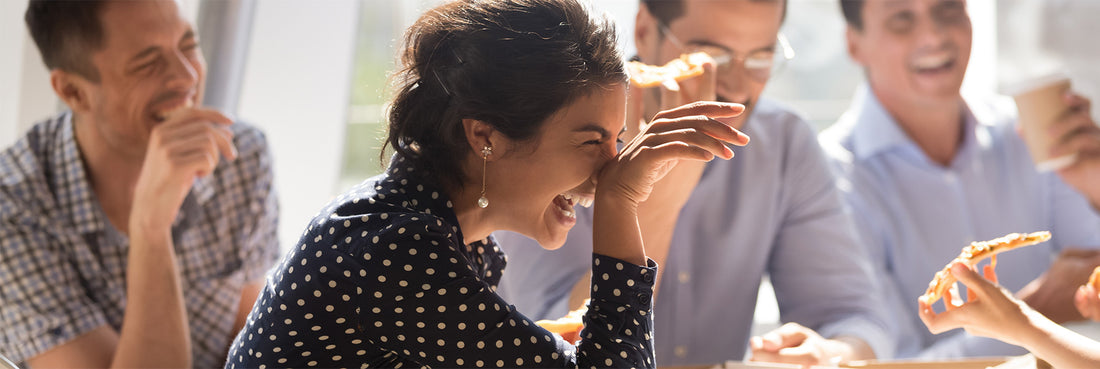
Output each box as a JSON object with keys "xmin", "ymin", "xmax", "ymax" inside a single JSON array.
[
  {"xmin": 0, "ymin": 216, "xmax": 108, "ymax": 363},
  {"xmin": 232, "ymin": 125, "xmax": 280, "ymax": 283}
]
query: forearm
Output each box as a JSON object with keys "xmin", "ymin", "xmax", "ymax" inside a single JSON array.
[
  {"xmin": 593, "ymin": 195, "xmax": 647, "ymax": 266},
  {"xmin": 1019, "ymin": 312, "xmax": 1100, "ymax": 369},
  {"xmin": 113, "ymin": 226, "xmax": 191, "ymax": 368}
]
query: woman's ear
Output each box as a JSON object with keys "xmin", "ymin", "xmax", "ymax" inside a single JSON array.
[
  {"xmin": 461, "ymin": 118, "xmax": 499, "ymax": 160},
  {"xmin": 50, "ymin": 69, "xmax": 93, "ymax": 113}
]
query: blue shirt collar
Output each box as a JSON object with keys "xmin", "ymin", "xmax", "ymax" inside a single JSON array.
[{"xmin": 847, "ymin": 84, "xmax": 991, "ymax": 165}]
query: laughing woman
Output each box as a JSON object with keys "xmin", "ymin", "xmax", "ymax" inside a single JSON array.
[{"xmin": 226, "ymin": 0, "xmax": 747, "ymax": 367}]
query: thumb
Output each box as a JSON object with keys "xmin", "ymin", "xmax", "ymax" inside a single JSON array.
[{"xmin": 951, "ymin": 262, "xmax": 996, "ymax": 298}]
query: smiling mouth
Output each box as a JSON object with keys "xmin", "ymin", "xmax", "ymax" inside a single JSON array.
[
  {"xmin": 151, "ymin": 99, "xmax": 194, "ymax": 122},
  {"xmin": 911, "ymin": 53, "xmax": 955, "ymax": 75},
  {"xmin": 553, "ymin": 192, "xmax": 593, "ymax": 219}
]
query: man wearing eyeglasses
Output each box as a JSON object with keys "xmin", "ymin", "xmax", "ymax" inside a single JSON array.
[
  {"xmin": 494, "ymin": 0, "xmax": 893, "ymax": 366},
  {"xmin": 820, "ymin": 0, "xmax": 1100, "ymax": 359}
]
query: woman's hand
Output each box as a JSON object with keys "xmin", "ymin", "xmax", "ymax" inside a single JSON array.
[
  {"xmin": 596, "ymin": 101, "xmax": 749, "ymax": 206},
  {"xmin": 591, "ymin": 101, "xmax": 748, "ymax": 266},
  {"xmin": 918, "ymin": 262, "xmax": 1039, "ymax": 347}
]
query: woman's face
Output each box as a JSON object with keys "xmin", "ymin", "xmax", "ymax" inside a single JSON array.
[{"xmin": 490, "ymin": 83, "xmax": 627, "ymax": 250}]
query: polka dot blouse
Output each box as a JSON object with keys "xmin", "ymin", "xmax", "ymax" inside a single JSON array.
[{"xmin": 227, "ymin": 155, "xmax": 658, "ymax": 368}]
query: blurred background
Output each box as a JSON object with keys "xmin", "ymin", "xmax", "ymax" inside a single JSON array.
[{"xmin": 1, "ymin": 0, "xmax": 1098, "ymax": 335}]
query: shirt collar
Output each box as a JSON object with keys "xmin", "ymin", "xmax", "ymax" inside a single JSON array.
[
  {"xmin": 848, "ymin": 84, "xmax": 916, "ymax": 160},
  {"xmin": 51, "ymin": 112, "xmax": 106, "ymax": 234},
  {"xmin": 847, "ymin": 84, "xmax": 989, "ymax": 162}
]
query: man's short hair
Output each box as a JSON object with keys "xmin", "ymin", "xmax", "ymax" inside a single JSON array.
[
  {"xmin": 839, "ymin": 0, "xmax": 864, "ymax": 30},
  {"xmin": 25, "ymin": 0, "xmax": 108, "ymax": 82},
  {"xmin": 640, "ymin": 0, "xmax": 788, "ymax": 26}
]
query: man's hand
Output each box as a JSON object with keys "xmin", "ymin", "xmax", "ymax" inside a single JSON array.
[
  {"xmin": 1075, "ymin": 283, "xmax": 1100, "ymax": 321},
  {"xmin": 630, "ymin": 55, "xmax": 722, "ymax": 283},
  {"xmin": 749, "ymin": 323, "xmax": 873, "ymax": 366},
  {"xmin": 1051, "ymin": 92, "xmax": 1100, "ymax": 211},
  {"xmin": 131, "ymin": 108, "xmax": 236, "ymax": 232},
  {"xmin": 1018, "ymin": 248, "xmax": 1100, "ymax": 323}
]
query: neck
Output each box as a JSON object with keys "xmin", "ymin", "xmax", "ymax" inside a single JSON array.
[
  {"xmin": 448, "ymin": 178, "xmax": 493, "ymax": 246},
  {"xmin": 872, "ymin": 86, "xmax": 965, "ymax": 167},
  {"xmin": 72, "ymin": 113, "xmax": 144, "ymax": 230}
]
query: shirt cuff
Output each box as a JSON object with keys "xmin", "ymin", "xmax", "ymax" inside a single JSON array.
[{"xmin": 588, "ymin": 254, "xmax": 657, "ymax": 307}]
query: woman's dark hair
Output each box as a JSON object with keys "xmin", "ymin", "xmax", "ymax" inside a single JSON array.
[{"xmin": 385, "ymin": 0, "xmax": 627, "ymax": 190}]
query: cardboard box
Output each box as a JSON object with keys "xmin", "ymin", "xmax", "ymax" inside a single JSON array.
[
  {"xmin": 841, "ymin": 357, "xmax": 1009, "ymax": 369},
  {"xmin": 661, "ymin": 355, "xmax": 1049, "ymax": 369}
]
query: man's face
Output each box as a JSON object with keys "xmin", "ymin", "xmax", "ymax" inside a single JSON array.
[
  {"xmin": 84, "ymin": 0, "xmax": 205, "ymax": 158},
  {"xmin": 637, "ymin": 0, "xmax": 784, "ymax": 128},
  {"xmin": 848, "ymin": 0, "xmax": 972, "ymax": 105}
]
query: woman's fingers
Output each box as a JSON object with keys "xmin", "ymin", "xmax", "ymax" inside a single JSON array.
[
  {"xmin": 645, "ymin": 115, "xmax": 750, "ymax": 146},
  {"xmin": 652, "ymin": 101, "xmax": 745, "ymax": 122},
  {"xmin": 918, "ymin": 298, "xmax": 962, "ymax": 334},
  {"xmin": 983, "ymin": 263, "xmax": 998, "ymax": 284},
  {"xmin": 633, "ymin": 141, "xmax": 717, "ymax": 164}
]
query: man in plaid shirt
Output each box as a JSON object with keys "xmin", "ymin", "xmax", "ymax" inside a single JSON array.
[{"xmin": 0, "ymin": 1, "xmax": 280, "ymax": 367}]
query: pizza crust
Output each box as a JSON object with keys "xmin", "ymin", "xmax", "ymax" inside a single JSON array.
[
  {"xmin": 627, "ymin": 52, "xmax": 711, "ymax": 88},
  {"xmin": 921, "ymin": 231, "xmax": 1052, "ymax": 305}
]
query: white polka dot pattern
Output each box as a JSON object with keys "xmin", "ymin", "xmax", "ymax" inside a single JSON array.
[{"xmin": 227, "ymin": 156, "xmax": 657, "ymax": 368}]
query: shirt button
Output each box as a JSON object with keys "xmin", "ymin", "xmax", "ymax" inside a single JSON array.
[
  {"xmin": 642, "ymin": 273, "xmax": 654, "ymax": 283},
  {"xmin": 637, "ymin": 292, "xmax": 651, "ymax": 305},
  {"xmin": 674, "ymin": 346, "xmax": 688, "ymax": 358},
  {"xmin": 678, "ymin": 272, "xmax": 690, "ymax": 284}
]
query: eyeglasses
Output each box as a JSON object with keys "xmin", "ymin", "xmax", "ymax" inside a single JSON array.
[{"xmin": 657, "ymin": 23, "xmax": 795, "ymax": 83}]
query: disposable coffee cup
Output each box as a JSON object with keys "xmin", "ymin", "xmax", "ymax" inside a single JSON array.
[{"xmin": 1006, "ymin": 72, "xmax": 1077, "ymax": 172}]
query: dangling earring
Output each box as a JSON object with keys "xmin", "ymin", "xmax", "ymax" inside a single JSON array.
[{"xmin": 477, "ymin": 146, "xmax": 492, "ymax": 208}]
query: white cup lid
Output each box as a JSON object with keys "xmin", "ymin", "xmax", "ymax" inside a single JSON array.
[{"xmin": 1002, "ymin": 70, "xmax": 1071, "ymax": 97}]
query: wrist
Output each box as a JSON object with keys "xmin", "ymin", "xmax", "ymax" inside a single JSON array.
[
  {"xmin": 1015, "ymin": 308, "xmax": 1056, "ymax": 349},
  {"xmin": 594, "ymin": 187, "xmax": 640, "ymax": 214},
  {"xmin": 592, "ymin": 191, "xmax": 647, "ymax": 266}
]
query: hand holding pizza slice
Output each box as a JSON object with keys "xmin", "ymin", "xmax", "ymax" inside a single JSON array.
[{"xmin": 921, "ymin": 231, "xmax": 1052, "ymax": 307}]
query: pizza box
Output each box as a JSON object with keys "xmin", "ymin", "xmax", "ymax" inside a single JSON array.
[{"xmin": 660, "ymin": 354, "xmax": 1049, "ymax": 369}]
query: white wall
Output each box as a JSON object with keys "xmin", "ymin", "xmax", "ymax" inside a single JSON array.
[
  {"xmin": 0, "ymin": 0, "xmax": 28, "ymax": 147},
  {"xmin": 1, "ymin": 0, "xmax": 57, "ymax": 148},
  {"xmin": 236, "ymin": 0, "xmax": 360, "ymax": 249}
]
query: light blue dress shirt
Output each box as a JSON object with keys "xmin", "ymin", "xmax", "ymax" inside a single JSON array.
[
  {"xmin": 495, "ymin": 98, "xmax": 894, "ymax": 366},
  {"xmin": 819, "ymin": 85, "xmax": 1100, "ymax": 359}
]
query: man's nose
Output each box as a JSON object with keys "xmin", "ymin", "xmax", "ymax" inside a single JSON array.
[
  {"xmin": 718, "ymin": 69, "xmax": 751, "ymax": 105},
  {"xmin": 165, "ymin": 51, "xmax": 199, "ymax": 91},
  {"xmin": 915, "ymin": 16, "xmax": 955, "ymax": 50}
]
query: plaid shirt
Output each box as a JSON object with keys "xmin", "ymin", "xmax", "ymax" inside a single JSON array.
[{"xmin": 0, "ymin": 111, "xmax": 280, "ymax": 367}]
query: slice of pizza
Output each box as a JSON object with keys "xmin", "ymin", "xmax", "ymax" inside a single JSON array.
[
  {"xmin": 535, "ymin": 304, "xmax": 587, "ymax": 343},
  {"xmin": 627, "ymin": 52, "xmax": 711, "ymax": 88},
  {"xmin": 921, "ymin": 231, "xmax": 1052, "ymax": 306}
]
